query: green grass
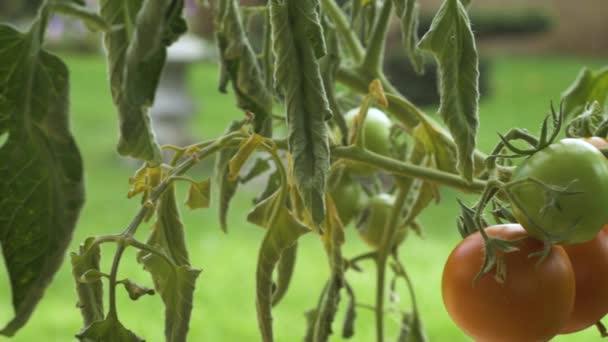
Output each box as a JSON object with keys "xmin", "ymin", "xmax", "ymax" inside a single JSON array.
[{"xmin": 0, "ymin": 53, "xmax": 605, "ymax": 342}]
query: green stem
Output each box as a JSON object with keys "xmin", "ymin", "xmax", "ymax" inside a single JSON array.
[
  {"xmin": 375, "ymin": 183, "xmax": 409, "ymax": 342},
  {"xmin": 332, "ymin": 146, "xmax": 487, "ymax": 193},
  {"xmin": 50, "ymin": 2, "xmax": 111, "ymax": 31},
  {"xmin": 320, "ymin": 0, "xmax": 364, "ymax": 63},
  {"xmin": 360, "ymin": 0, "xmax": 392, "ymax": 73}
]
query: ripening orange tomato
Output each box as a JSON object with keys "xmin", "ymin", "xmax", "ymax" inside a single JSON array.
[
  {"xmin": 560, "ymin": 225, "xmax": 608, "ymax": 334},
  {"xmin": 442, "ymin": 224, "xmax": 575, "ymax": 342}
]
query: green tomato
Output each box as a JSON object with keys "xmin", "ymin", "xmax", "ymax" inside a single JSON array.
[
  {"xmin": 510, "ymin": 138, "xmax": 608, "ymax": 244},
  {"xmin": 342, "ymin": 107, "xmax": 392, "ymax": 175},
  {"xmin": 330, "ymin": 173, "xmax": 362, "ymax": 226},
  {"xmin": 356, "ymin": 193, "xmax": 407, "ymax": 249}
]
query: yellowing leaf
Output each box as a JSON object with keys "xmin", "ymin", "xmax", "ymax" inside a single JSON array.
[
  {"xmin": 185, "ymin": 178, "xmax": 211, "ymax": 210},
  {"xmin": 228, "ymin": 134, "xmax": 264, "ymax": 181}
]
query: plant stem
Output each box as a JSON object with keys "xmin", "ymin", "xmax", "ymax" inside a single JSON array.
[
  {"xmin": 361, "ymin": 0, "xmax": 392, "ymax": 73},
  {"xmin": 375, "ymin": 182, "xmax": 409, "ymax": 342},
  {"xmin": 332, "ymin": 145, "xmax": 487, "ymax": 193},
  {"xmin": 320, "ymin": 0, "xmax": 364, "ymax": 63}
]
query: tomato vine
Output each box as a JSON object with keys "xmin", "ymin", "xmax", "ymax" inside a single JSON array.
[{"xmin": 0, "ymin": 0, "xmax": 607, "ymax": 341}]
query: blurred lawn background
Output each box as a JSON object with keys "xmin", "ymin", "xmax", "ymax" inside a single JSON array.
[{"xmin": 0, "ymin": 53, "xmax": 605, "ymax": 342}]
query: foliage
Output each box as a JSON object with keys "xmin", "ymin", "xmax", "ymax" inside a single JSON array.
[{"xmin": 0, "ymin": 0, "xmax": 606, "ymax": 341}]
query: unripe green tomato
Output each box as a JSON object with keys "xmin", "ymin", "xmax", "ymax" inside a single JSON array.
[
  {"xmin": 342, "ymin": 107, "xmax": 392, "ymax": 175},
  {"xmin": 510, "ymin": 138, "xmax": 608, "ymax": 244},
  {"xmin": 356, "ymin": 193, "xmax": 407, "ymax": 249},
  {"xmin": 329, "ymin": 174, "xmax": 362, "ymax": 226}
]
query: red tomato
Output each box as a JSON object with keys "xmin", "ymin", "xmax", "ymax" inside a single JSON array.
[
  {"xmin": 442, "ymin": 224, "xmax": 575, "ymax": 342},
  {"xmin": 560, "ymin": 225, "xmax": 608, "ymax": 334}
]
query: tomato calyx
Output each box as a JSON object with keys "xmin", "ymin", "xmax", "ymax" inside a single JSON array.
[
  {"xmin": 497, "ymin": 102, "xmax": 564, "ymax": 157},
  {"xmin": 475, "ymin": 236, "xmax": 524, "ymax": 284}
]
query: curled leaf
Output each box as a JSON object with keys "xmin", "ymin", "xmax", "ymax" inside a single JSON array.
[
  {"xmin": 270, "ymin": 0, "xmax": 332, "ymax": 225},
  {"xmin": 71, "ymin": 239, "xmax": 104, "ymax": 326},
  {"xmin": 99, "ymin": 0, "xmax": 186, "ymax": 162},
  {"xmin": 215, "ymin": 0, "xmax": 274, "ymax": 136},
  {"xmin": 254, "ymin": 191, "xmax": 310, "ymax": 342},
  {"xmin": 228, "ymin": 134, "xmax": 264, "ymax": 181},
  {"xmin": 215, "ymin": 120, "xmax": 246, "ymax": 232},
  {"xmin": 120, "ymin": 279, "xmax": 155, "ymax": 301},
  {"xmin": 419, "ymin": 0, "xmax": 480, "ymax": 182}
]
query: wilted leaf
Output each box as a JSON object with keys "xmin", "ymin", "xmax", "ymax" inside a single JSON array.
[
  {"xmin": 215, "ymin": 0, "xmax": 273, "ymax": 136},
  {"xmin": 228, "ymin": 134, "xmax": 264, "ymax": 181},
  {"xmin": 215, "ymin": 120, "xmax": 246, "ymax": 232},
  {"xmin": 185, "ymin": 178, "xmax": 211, "ymax": 210},
  {"xmin": 0, "ymin": 22, "xmax": 85, "ymax": 336},
  {"xmin": 71, "ymin": 239, "xmax": 104, "ymax": 326},
  {"xmin": 419, "ymin": 0, "xmax": 479, "ymax": 181},
  {"xmin": 139, "ymin": 185, "xmax": 189, "ymax": 266},
  {"xmin": 138, "ymin": 185, "xmax": 200, "ymax": 342},
  {"xmin": 77, "ymin": 317, "xmax": 144, "ymax": 342},
  {"xmin": 562, "ymin": 67, "xmax": 608, "ymax": 118},
  {"xmin": 99, "ymin": 0, "xmax": 186, "ymax": 162},
  {"xmin": 139, "ymin": 255, "xmax": 201, "ymax": 342},
  {"xmin": 272, "ymin": 243, "xmax": 298, "ymax": 306},
  {"xmin": 255, "ymin": 191, "xmax": 310, "ymax": 341},
  {"xmin": 270, "ymin": 0, "xmax": 332, "ymax": 225}
]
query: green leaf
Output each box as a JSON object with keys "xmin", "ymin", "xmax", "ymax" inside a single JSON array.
[
  {"xmin": 566, "ymin": 101, "xmax": 607, "ymax": 138},
  {"xmin": 272, "ymin": 243, "xmax": 298, "ymax": 306},
  {"xmin": 139, "ymin": 256, "xmax": 201, "ymax": 342},
  {"xmin": 418, "ymin": 0, "xmax": 479, "ymax": 182},
  {"xmin": 561, "ymin": 66, "xmax": 608, "ymax": 118},
  {"xmin": 270, "ymin": 0, "xmax": 332, "ymax": 225},
  {"xmin": 215, "ymin": 120, "xmax": 245, "ymax": 232},
  {"xmin": 247, "ymin": 190, "xmax": 280, "ymax": 228},
  {"xmin": 185, "ymin": 178, "xmax": 211, "ymax": 210},
  {"xmin": 0, "ymin": 22, "xmax": 85, "ymax": 336},
  {"xmin": 215, "ymin": 0, "xmax": 273, "ymax": 136},
  {"xmin": 99, "ymin": 0, "xmax": 186, "ymax": 162},
  {"xmin": 139, "ymin": 184, "xmax": 190, "ymax": 269},
  {"xmin": 138, "ymin": 184, "xmax": 200, "ymax": 342},
  {"xmin": 254, "ymin": 192, "xmax": 310, "ymax": 342},
  {"xmin": 120, "ymin": 279, "xmax": 155, "ymax": 301},
  {"xmin": 76, "ymin": 317, "xmax": 144, "ymax": 342},
  {"xmin": 393, "ymin": 0, "xmax": 425, "ymax": 74},
  {"xmin": 71, "ymin": 239, "xmax": 104, "ymax": 327}
]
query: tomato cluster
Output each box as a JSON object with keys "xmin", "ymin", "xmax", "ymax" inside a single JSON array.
[{"xmin": 442, "ymin": 138, "xmax": 608, "ymax": 341}]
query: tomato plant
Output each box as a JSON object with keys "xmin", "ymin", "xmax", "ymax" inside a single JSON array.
[
  {"xmin": 559, "ymin": 225, "xmax": 608, "ymax": 334},
  {"xmin": 0, "ymin": 0, "xmax": 606, "ymax": 341},
  {"xmin": 508, "ymin": 138, "xmax": 608, "ymax": 244},
  {"xmin": 442, "ymin": 224, "xmax": 575, "ymax": 342}
]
